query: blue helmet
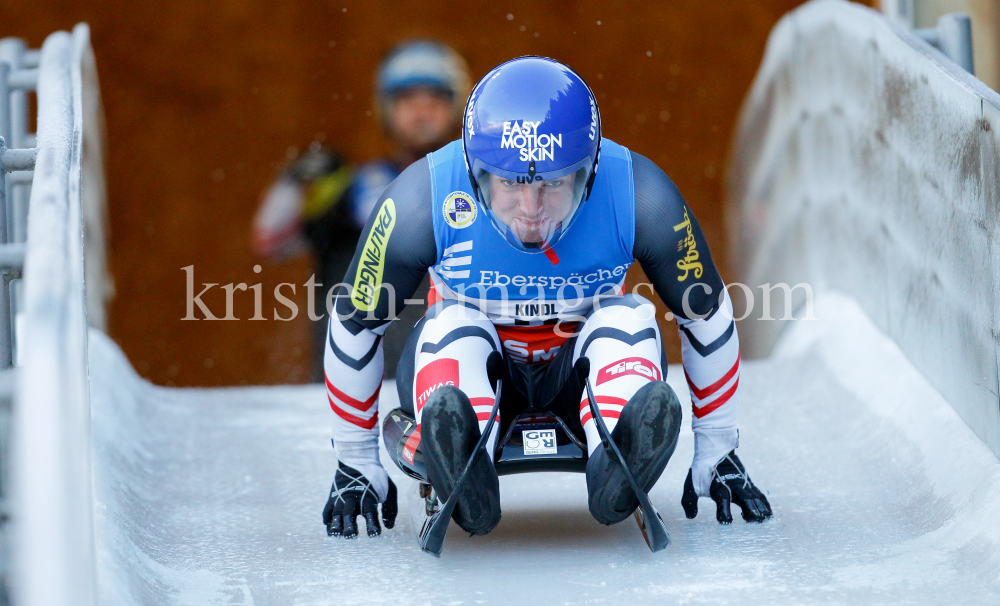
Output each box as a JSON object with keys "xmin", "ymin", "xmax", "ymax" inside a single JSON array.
[
  {"xmin": 463, "ymin": 56, "xmax": 601, "ymax": 253},
  {"xmin": 376, "ymin": 41, "xmax": 470, "ymax": 118}
]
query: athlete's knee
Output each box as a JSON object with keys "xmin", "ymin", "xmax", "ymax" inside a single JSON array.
[
  {"xmin": 574, "ymin": 294, "xmax": 666, "ymax": 385},
  {"xmin": 417, "ymin": 300, "xmax": 501, "ymax": 355},
  {"xmin": 576, "ymin": 294, "xmax": 662, "ymax": 356},
  {"xmin": 587, "ymin": 293, "xmax": 660, "ymax": 330}
]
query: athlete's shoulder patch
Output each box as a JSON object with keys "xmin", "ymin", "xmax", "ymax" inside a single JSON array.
[
  {"xmin": 352, "ymin": 198, "xmax": 397, "ymax": 312},
  {"xmin": 442, "ymin": 191, "xmax": 477, "ymax": 229}
]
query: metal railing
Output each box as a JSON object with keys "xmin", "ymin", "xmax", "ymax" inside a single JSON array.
[
  {"xmin": 881, "ymin": 1, "xmax": 975, "ymax": 75},
  {"xmin": 0, "ymin": 37, "xmax": 36, "ymax": 373},
  {"xmin": 915, "ymin": 13, "xmax": 974, "ymax": 75},
  {"xmin": 0, "ymin": 23, "xmax": 108, "ymax": 606},
  {"xmin": 0, "ymin": 33, "xmax": 38, "ymax": 606}
]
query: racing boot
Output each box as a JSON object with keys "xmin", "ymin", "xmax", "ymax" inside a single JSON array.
[
  {"xmin": 586, "ymin": 381, "xmax": 682, "ymax": 525},
  {"xmin": 421, "ymin": 385, "xmax": 501, "ymax": 535}
]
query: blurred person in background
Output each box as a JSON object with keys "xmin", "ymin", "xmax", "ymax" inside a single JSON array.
[{"xmin": 252, "ymin": 41, "xmax": 471, "ymax": 381}]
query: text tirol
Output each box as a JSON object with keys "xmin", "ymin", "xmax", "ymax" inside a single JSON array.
[{"xmin": 353, "ymin": 198, "xmax": 397, "ymax": 312}]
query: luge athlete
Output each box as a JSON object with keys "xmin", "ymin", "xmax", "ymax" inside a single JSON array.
[{"xmin": 321, "ymin": 56, "xmax": 772, "ymax": 539}]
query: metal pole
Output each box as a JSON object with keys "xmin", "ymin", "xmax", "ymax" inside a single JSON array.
[
  {"xmin": 20, "ymin": 50, "xmax": 39, "ymax": 68},
  {"xmin": 0, "ymin": 63, "xmax": 10, "ymax": 149},
  {"xmin": 0, "ymin": 43, "xmax": 15, "ymax": 606},
  {"xmin": 881, "ymin": 0, "xmax": 915, "ymax": 29},
  {"xmin": 2, "ymin": 42, "xmax": 32, "ymax": 374},
  {"xmin": 0, "ymin": 62, "xmax": 10, "ymax": 372},
  {"xmin": 0, "ymin": 41, "xmax": 30, "ymax": 248},
  {"xmin": 0, "ymin": 55, "xmax": 15, "ymax": 249},
  {"xmin": 938, "ymin": 13, "xmax": 974, "ymax": 75},
  {"xmin": 5, "ymin": 70, "xmax": 35, "ymax": 90},
  {"xmin": 915, "ymin": 13, "xmax": 975, "ymax": 75},
  {"xmin": 0, "ymin": 148, "xmax": 36, "ymax": 171},
  {"xmin": 0, "ymin": 245, "xmax": 25, "ymax": 270},
  {"xmin": 0, "ymin": 138, "xmax": 11, "ymax": 245},
  {"xmin": 0, "ymin": 133, "xmax": 11, "ymax": 369},
  {"xmin": 0, "ymin": 49, "xmax": 13, "ymax": 596}
]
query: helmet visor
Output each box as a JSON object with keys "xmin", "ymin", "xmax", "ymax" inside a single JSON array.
[{"xmin": 476, "ymin": 166, "xmax": 590, "ymax": 252}]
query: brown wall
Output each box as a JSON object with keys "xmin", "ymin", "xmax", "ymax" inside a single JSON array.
[{"xmin": 1, "ymin": 0, "xmax": 871, "ymax": 387}]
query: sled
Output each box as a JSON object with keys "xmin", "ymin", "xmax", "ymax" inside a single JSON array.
[{"xmin": 382, "ymin": 371, "xmax": 669, "ymax": 555}]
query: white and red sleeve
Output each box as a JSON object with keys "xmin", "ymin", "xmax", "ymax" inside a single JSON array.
[
  {"xmin": 678, "ymin": 288, "xmax": 741, "ymax": 497},
  {"xmin": 324, "ymin": 312, "xmax": 389, "ymax": 501}
]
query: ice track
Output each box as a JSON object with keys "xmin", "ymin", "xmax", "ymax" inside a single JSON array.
[{"xmin": 91, "ymin": 293, "xmax": 1000, "ymax": 605}]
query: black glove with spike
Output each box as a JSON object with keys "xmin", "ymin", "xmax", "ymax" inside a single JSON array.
[
  {"xmin": 323, "ymin": 463, "xmax": 398, "ymax": 538},
  {"xmin": 681, "ymin": 451, "xmax": 772, "ymax": 524}
]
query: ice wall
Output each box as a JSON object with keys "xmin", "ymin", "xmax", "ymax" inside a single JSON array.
[
  {"xmin": 10, "ymin": 25, "xmax": 97, "ymax": 606},
  {"xmin": 728, "ymin": 0, "xmax": 1000, "ymax": 458}
]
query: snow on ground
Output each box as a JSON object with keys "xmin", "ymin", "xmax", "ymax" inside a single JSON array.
[{"xmin": 90, "ymin": 292, "xmax": 1000, "ymax": 605}]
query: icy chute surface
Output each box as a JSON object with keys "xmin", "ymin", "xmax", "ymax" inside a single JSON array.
[{"xmin": 90, "ymin": 293, "xmax": 1000, "ymax": 605}]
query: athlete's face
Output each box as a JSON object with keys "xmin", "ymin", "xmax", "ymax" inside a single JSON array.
[
  {"xmin": 488, "ymin": 174, "xmax": 575, "ymax": 244},
  {"xmin": 388, "ymin": 87, "xmax": 455, "ymax": 155}
]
